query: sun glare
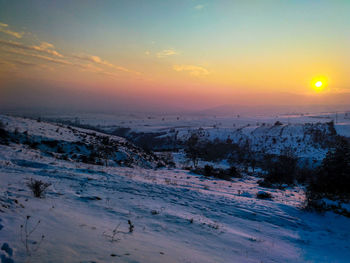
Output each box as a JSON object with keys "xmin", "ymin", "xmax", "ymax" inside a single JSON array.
[
  {"xmin": 311, "ymin": 77, "xmax": 327, "ymax": 93},
  {"xmin": 315, "ymin": 81, "xmax": 322, "ymax": 88}
]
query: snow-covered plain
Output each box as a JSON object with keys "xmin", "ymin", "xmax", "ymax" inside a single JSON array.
[
  {"xmin": 0, "ymin": 114, "xmax": 350, "ymax": 262},
  {"xmin": 37, "ymin": 111, "xmax": 350, "ymax": 136}
]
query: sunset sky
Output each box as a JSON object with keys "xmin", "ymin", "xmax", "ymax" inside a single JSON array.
[{"xmin": 1, "ymin": 0, "xmax": 350, "ymax": 111}]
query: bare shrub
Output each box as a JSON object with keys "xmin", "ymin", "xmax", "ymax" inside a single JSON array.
[
  {"xmin": 193, "ymin": 165, "xmax": 241, "ymax": 181},
  {"xmin": 20, "ymin": 215, "xmax": 45, "ymax": 257},
  {"xmin": 103, "ymin": 223, "xmax": 122, "ymax": 243},
  {"xmin": 128, "ymin": 220, "xmax": 134, "ymax": 233},
  {"xmin": 27, "ymin": 179, "xmax": 51, "ymax": 198}
]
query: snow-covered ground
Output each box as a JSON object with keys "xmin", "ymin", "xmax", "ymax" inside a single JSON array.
[
  {"xmin": 0, "ymin": 114, "xmax": 350, "ymax": 262},
  {"xmin": 37, "ymin": 111, "xmax": 350, "ymax": 161},
  {"xmin": 36, "ymin": 111, "xmax": 350, "ymax": 137}
]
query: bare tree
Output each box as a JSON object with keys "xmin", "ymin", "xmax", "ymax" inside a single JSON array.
[{"xmin": 184, "ymin": 133, "xmax": 200, "ymax": 168}]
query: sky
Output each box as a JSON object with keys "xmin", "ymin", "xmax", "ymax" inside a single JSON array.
[{"xmin": 0, "ymin": 0, "xmax": 349, "ymax": 112}]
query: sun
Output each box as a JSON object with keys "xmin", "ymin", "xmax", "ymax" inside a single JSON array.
[
  {"xmin": 315, "ymin": 81, "xmax": 322, "ymax": 88},
  {"xmin": 311, "ymin": 77, "xmax": 327, "ymax": 93}
]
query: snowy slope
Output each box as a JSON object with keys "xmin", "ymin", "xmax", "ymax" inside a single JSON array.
[
  {"xmin": 0, "ymin": 115, "xmax": 164, "ymax": 169},
  {"xmin": 36, "ymin": 112, "xmax": 350, "ymax": 162},
  {"xmin": 335, "ymin": 122, "xmax": 350, "ymax": 137},
  {"xmin": 0, "ymin": 115, "xmax": 349, "ymax": 262},
  {"xmin": 175, "ymin": 122, "xmax": 337, "ymax": 161}
]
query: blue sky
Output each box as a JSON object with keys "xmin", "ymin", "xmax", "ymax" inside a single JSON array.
[{"xmin": 0, "ymin": 0, "xmax": 349, "ymax": 110}]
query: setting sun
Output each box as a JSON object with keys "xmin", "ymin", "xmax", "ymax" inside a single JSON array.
[
  {"xmin": 315, "ymin": 81, "xmax": 323, "ymax": 88},
  {"xmin": 311, "ymin": 77, "xmax": 328, "ymax": 93}
]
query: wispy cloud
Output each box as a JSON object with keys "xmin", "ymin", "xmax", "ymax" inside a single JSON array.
[
  {"xmin": 73, "ymin": 54, "xmax": 105, "ymax": 64},
  {"xmin": 173, "ymin": 64, "xmax": 209, "ymax": 76},
  {"xmin": 32, "ymin": 42, "xmax": 63, "ymax": 57},
  {"xmin": 4, "ymin": 47, "xmax": 72, "ymax": 65},
  {"xmin": 156, "ymin": 49, "xmax": 178, "ymax": 58},
  {"xmin": 72, "ymin": 54, "xmax": 132, "ymax": 73},
  {"xmin": 0, "ymin": 39, "xmax": 63, "ymax": 57},
  {"xmin": 3, "ymin": 48, "xmax": 107, "ymax": 74},
  {"xmin": 1, "ymin": 43, "xmax": 137, "ymax": 76},
  {"xmin": 0, "ymin": 22, "xmax": 24, "ymax": 38},
  {"xmin": 1, "ymin": 40, "xmax": 117, "ymax": 72},
  {"xmin": 0, "ymin": 22, "xmax": 139, "ymax": 79}
]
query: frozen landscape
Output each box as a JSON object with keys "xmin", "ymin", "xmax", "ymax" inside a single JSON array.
[
  {"xmin": 0, "ymin": 112, "xmax": 350, "ymax": 263},
  {"xmin": 1, "ymin": 1, "xmax": 350, "ymax": 262}
]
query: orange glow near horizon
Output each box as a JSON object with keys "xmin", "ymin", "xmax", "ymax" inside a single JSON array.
[{"xmin": 0, "ymin": 1, "xmax": 350, "ymax": 110}]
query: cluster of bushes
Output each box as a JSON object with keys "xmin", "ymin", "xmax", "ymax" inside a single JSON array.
[
  {"xmin": 184, "ymin": 133, "xmax": 253, "ymax": 169},
  {"xmin": 307, "ymin": 138, "xmax": 350, "ymax": 200},
  {"xmin": 255, "ymin": 136, "xmax": 350, "ymax": 214},
  {"xmin": 258, "ymin": 152, "xmax": 298, "ymax": 187},
  {"xmin": 304, "ymin": 121, "xmax": 338, "ymax": 149},
  {"xmin": 192, "ymin": 165, "xmax": 241, "ymax": 181},
  {"xmin": 156, "ymin": 152, "xmax": 175, "ymax": 168},
  {"xmin": 183, "ymin": 128, "xmax": 350, "ymax": 216},
  {"xmin": 303, "ymin": 138, "xmax": 350, "ymax": 216},
  {"xmin": 199, "ymin": 139, "xmax": 242, "ymax": 162}
]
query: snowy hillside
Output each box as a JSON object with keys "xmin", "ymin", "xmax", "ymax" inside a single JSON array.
[
  {"xmin": 47, "ymin": 112, "xmax": 346, "ymax": 162},
  {"xmin": 0, "ymin": 115, "xmax": 350, "ymax": 262},
  {"xmin": 25, "ymin": 111, "xmax": 349, "ymax": 163},
  {"xmin": 0, "ymin": 115, "xmax": 165, "ymax": 169},
  {"xmin": 174, "ymin": 121, "xmax": 337, "ymax": 161}
]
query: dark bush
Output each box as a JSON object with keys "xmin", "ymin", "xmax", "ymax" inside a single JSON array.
[
  {"xmin": 27, "ymin": 179, "xmax": 51, "ymax": 198},
  {"xmin": 156, "ymin": 161, "xmax": 165, "ymax": 168},
  {"xmin": 261, "ymin": 154, "xmax": 297, "ymax": 186},
  {"xmin": 204, "ymin": 165, "xmax": 213, "ymax": 177},
  {"xmin": 256, "ymin": 191, "xmax": 272, "ymax": 199},
  {"xmin": 308, "ymin": 138, "xmax": 350, "ymax": 199},
  {"xmin": 215, "ymin": 169, "xmax": 233, "ymax": 181},
  {"xmin": 200, "ymin": 140, "xmax": 241, "ymax": 162},
  {"xmin": 295, "ymin": 166, "xmax": 315, "ymax": 184},
  {"xmin": 0, "ymin": 121, "xmax": 9, "ymax": 145},
  {"xmin": 274, "ymin": 121, "xmax": 283, "ymax": 126},
  {"xmin": 193, "ymin": 165, "xmax": 241, "ymax": 181},
  {"xmin": 227, "ymin": 166, "xmax": 242, "ymax": 178}
]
